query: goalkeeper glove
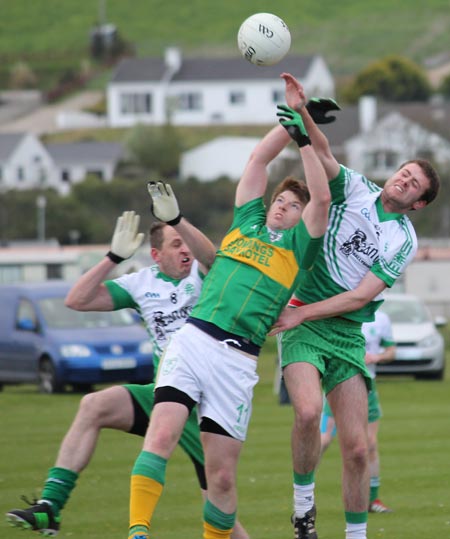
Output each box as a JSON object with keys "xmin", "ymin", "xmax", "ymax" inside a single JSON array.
[
  {"xmin": 276, "ymin": 104, "xmax": 311, "ymax": 147},
  {"xmin": 147, "ymin": 181, "xmax": 182, "ymax": 226},
  {"xmin": 107, "ymin": 211, "xmax": 144, "ymax": 264},
  {"xmin": 305, "ymin": 97, "xmax": 341, "ymax": 124}
]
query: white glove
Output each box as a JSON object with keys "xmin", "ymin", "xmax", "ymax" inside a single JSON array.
[
  {"xmin": 147, "ymin": 181, "xmax": 182, "ymax": 225},
  {"xmin": 107, "ymin": 211, "xmax": 145, "ymax": 263}
]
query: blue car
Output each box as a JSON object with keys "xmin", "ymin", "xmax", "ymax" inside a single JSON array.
[{"xmin": 0, "ymin": 281, "xmax": 154, "ymax": 393}]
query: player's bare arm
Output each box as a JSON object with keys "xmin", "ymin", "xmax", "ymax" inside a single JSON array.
[
  {"xmin": 66, "ymin": 211, "xmax": 144, "ymax": 312},
  {"xmin": 280, "ymin": 73, "xmax": 340, "ymax": 180},
  {"xmin": 269, "ymin": 272, "xmax": 387, "ymax": 335},
  {"xmin": 148, "ymin": 181, "xmax": 216, "ymax": 274}
]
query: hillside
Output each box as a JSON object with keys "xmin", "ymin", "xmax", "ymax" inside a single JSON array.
[{"xmin": 1, "ymin": 0, "xmax": 449, "ymax": 79}]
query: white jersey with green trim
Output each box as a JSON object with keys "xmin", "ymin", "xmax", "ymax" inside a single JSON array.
[
  {"xmin": 296, "ymin": 165, "xmax": 418, "ymax": 322},
  {"xmin": 362, "ymin": 310, "xmax": 395, "ymax": 378},
  {"xmin": 106, "ymin": 261, "xmax": 203, "ymax": 365}
]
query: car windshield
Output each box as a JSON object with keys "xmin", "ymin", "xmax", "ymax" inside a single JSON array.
[
  {"xmin": 381, "ymin": 297, "xmax": 430, "ymax": 324},
  {"xmin": 38, "ymin": 297, "xmax": 136, "ymax": 329}
]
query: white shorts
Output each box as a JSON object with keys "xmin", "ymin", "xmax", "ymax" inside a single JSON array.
[{"xmin": 156, "ymin": 323, "xmax": 259, "ymax": 441}]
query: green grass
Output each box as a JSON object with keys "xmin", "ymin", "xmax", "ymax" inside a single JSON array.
[
  {"xmin": 1, "ymin": 336, "xmax": 450, "ymax": 539},
  {"xmin": 0, "ymin": 0, "xmax": 449, "ymax": 76}
]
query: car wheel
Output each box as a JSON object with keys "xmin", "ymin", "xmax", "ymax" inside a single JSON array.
[
  {"xmin": 38, "ymin": 358, "xmax": 64, "ymax": 394},
  {"xmin": 72, "ymin": 383, "xmax": 94, "ymax": 394},
  {"xmin": 415, "ymin": 368, "xmax": 445, "ymax": 381}
]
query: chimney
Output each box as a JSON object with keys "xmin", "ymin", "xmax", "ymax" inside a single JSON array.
[
  {"xmin": 164, "ymin": 47, "xmax": 182, "ymax": 74},
  {"xmin": 359, "ymin": 95, "xmax": 377, "ymax": 133}
]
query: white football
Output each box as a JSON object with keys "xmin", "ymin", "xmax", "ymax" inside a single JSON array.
[{"xmin": 237, "ymin": 13, "xmax": 291, "ymax": 66}]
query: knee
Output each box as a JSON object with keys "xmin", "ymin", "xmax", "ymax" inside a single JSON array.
[
  {"xmin": 292, "ymin": 403, "xmax": 321, "ymax": 432},
  {"xmin": 208, "ymin": 466, "xmax": 235, "ymax": 494},
  {"xmin": 344, "ymin": 441, "xmax": 369, "ymax": 469},
  {"xmin": 78, "ymin": 391, "xmax": 102, "ymax": 419}
]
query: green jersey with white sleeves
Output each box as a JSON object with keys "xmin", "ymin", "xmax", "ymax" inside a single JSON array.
[
  {"xmin": 295, "ymin": 165, "xmax": 418, "ymax": 322},
  {"xmin": 104, "ymin": 261, "xmax": 204, "ymax": 368}
]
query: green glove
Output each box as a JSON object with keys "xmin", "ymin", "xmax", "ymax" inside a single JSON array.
[
  {"xmin": 276, "ymin": 104, "xmax": 311, "ymax": 147},
  {"xmin": 107, "ymin": 211, "xmax": 144, "ymax": 264},
  {"xmin": 306, "ymin": 97, "xmax": 341, "ymax": 124},
  {"xmin": 147, "ymin": 181, "xmax": 182, "ymax": 226}
]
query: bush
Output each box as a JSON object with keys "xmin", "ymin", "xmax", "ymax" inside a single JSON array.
[{"xmin": 343, "ymin": 55, "xmax": 432, "ymax": 102}]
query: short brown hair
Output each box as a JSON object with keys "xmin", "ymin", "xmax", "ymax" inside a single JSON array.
[
  {"xmin": 270, "ymin": 176, "xmax": 310, "ymax": 206},
  {"xmin": 399, "ymin": 159, "xmax": 440, "ymax": 205},
  {"xmin": 149, "ymin": 221, "xmax": 168, "ymax": 250}
]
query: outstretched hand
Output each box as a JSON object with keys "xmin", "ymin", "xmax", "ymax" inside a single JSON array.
[
  {"xmin": 148, "ymin": 181, "xmax": 182, "ymax": 226},
  {"xmin": 306, "ymin": 98, "xmax": 341, "ymax": 124},
  {"xmin": 276, "ymin": 105, "xmax": 311, "ymax": 148},
  {"xmin": 280, "ymin": 72, "xmax": 306, "ymax": 111},
  {"xmin": 109, "ymin": 211, "xmax": 145, "ymax": 263}
]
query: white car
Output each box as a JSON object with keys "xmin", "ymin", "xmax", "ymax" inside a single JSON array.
[{"xmin": 377, "ymin": 293, "xmax": 447, "ymax": 380}]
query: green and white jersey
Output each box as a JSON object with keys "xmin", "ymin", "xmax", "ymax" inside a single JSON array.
[
  {"xmin": 295, "ymin": 165, "xmax": 418, "ymax": 323},
  {"xmin": 362, "ymin": 310, "xmax": 395, "ymax": 378},
  {"xmin": 104, "ymin": 261, "xmax": 204, "ymax": 368},
  {"xmin": 191, "ymin": 197, "xmax": 323, "ymax": 347}
]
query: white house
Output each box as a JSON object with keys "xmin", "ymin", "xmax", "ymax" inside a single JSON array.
[
  {"xmin": 0, "ymin": 133, "xmax": 58, "ymax": 192},
  {"xmin": 46, "ymin": 141, "xmax": 125, "ymax": 195},
  {"xmin": 344, "ymin": 98, "xmax": 450, "ymax": 177},
  {"xmin": 318, "ymin": 97, "xmax": 450, "ymax": 179},
  {"xmin": 107, "ymin": 48, "xmax": 335, "ymax": 127},
  {"xmin": 0, "ymin": 133, "xmax": 125, "ymax": 195},
  {"xmin": 180, "ymin": 136, "xmax": 298, "ymax": 182}
]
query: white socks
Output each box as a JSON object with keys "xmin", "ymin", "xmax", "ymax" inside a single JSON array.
[
  {"xmin": 345, "ymin": 522, "xmax": 367, "ymax": 539},
  {"xmin": 293, "ymin": 482, "xmax": 315, "ymax": 518}
]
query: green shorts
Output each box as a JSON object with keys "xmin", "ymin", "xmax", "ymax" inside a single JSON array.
[
  {"xmin": 280, "ymin": 317, "xmax": 373, "ymax": 395},
  {"xmin": 323, "ymin": 380, "xmax": 381, "ymax": 423},
  {"xmin": 124, "ymin": 383, "xmax": 205, "ymax": 486}
]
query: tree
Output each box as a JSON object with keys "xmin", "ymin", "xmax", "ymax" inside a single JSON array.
[
  {"xmin": 439, "ymin": 73, "xmax": 450, "ymax": 100},
  {"xmin": 125, "ymin": 123, "xmax": 182, "ymax": 178},
  {"xmin": 343, "ymin": 55, "xmax": 432, "ymax": 103}
]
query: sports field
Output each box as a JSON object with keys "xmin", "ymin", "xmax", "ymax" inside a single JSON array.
[{"xmin": 1, "ymin": 336, "xmax": 449, "ymax": 538}]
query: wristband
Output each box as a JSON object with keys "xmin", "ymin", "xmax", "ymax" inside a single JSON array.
[
  {"xmin": 106, "ymin": 251, "xmax": 125, "ymax": 264},
  {"xmin": 166, "ymin": 214, "xmax": 183, "ymax": 226}
]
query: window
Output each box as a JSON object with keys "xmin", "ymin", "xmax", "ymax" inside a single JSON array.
[
  {"xmin": 272, "ymin": 89, "xmax": 284, "ymax": 103},
  {"xmin": 229, "ymin": 91, "xmax": 245, "ymax": 105},
  {"xmin": 364, "ymin": 150, "xmax": 400, "ymax": 171},
  {"xmin": 61, "ymin": 170, "xmax": 71, "ymax": 182},
  {"xmin": 175, "ymin": 92, "xmax": 202, "ymax": 111},
  {"xmin": 16, "ymin": 299, "xmax": 37, "ymax": 330},
  {"xmin": 17, "ymin": 167, "xmax": 24, "ymax": 181},
  {"xmin": 0, "ymin": 265, "xmax": 22, "ymax": 284},
  {"xmin": 46, "ymin": 264, "xmax": 63, "ymax": 280},
  {"xmin": 120, "ymin": 92, "xmax": 152, "ymax": 114}
]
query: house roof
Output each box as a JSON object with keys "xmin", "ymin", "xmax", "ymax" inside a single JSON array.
[
  {"xmin": 0, "ymin": 132, "xmax": 26, "ymax": 160},
  {"xmin": 46, "ymin": 141, "xmax": 125, "ymax": 166},
  {"xmin": 320, "ymin": 101, "xmax": 450, "ymax": 148},
  {"xmin": 111, "ymin": 54, "xmax": 317, "ymax": 83}
]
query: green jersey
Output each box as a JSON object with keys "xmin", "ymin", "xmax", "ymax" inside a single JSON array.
[{"xmin": 191, "ymin": 197, "xmax": 323, "ymax": 346}]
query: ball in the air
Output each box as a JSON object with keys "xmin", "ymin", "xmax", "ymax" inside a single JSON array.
[{"xmin": 237, "ymin": 12, "xmax": 291, "ymax": 66}]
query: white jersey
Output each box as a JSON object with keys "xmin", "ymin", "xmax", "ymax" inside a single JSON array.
[
  {"xmin": 296, "ymin": 165, "xmax": 418, "ymax": 322},
  {"xmin": 105, "ymin": 261, "xmax": 204, "ymax": 365},
  {"xmin": 362, "ymin": 310, "xmax": 395, "ymax": 378}
]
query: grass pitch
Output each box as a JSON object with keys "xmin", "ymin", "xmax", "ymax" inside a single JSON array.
[{"xmin": 1, "ymin": 336, "xmax": 450, "ymax": 538}]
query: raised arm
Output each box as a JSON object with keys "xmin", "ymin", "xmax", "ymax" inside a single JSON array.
[
  {"xmin": 280, "ymin": 72, "xmax": 340, "ymax": 181},
  {"xmin": 148, "ymin": 181, "xmax": 216, "ymax": 273},
  {"xmin": 235, "ymin": 124, "xmax": 291, "ymax": 207},
  {"xmin": 277, "ymin": 77, "xmax": 331, "ymax": 238},
  {"xmin": 65, "ymin": 211, "xmax": 144, "ymax": 311}
]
